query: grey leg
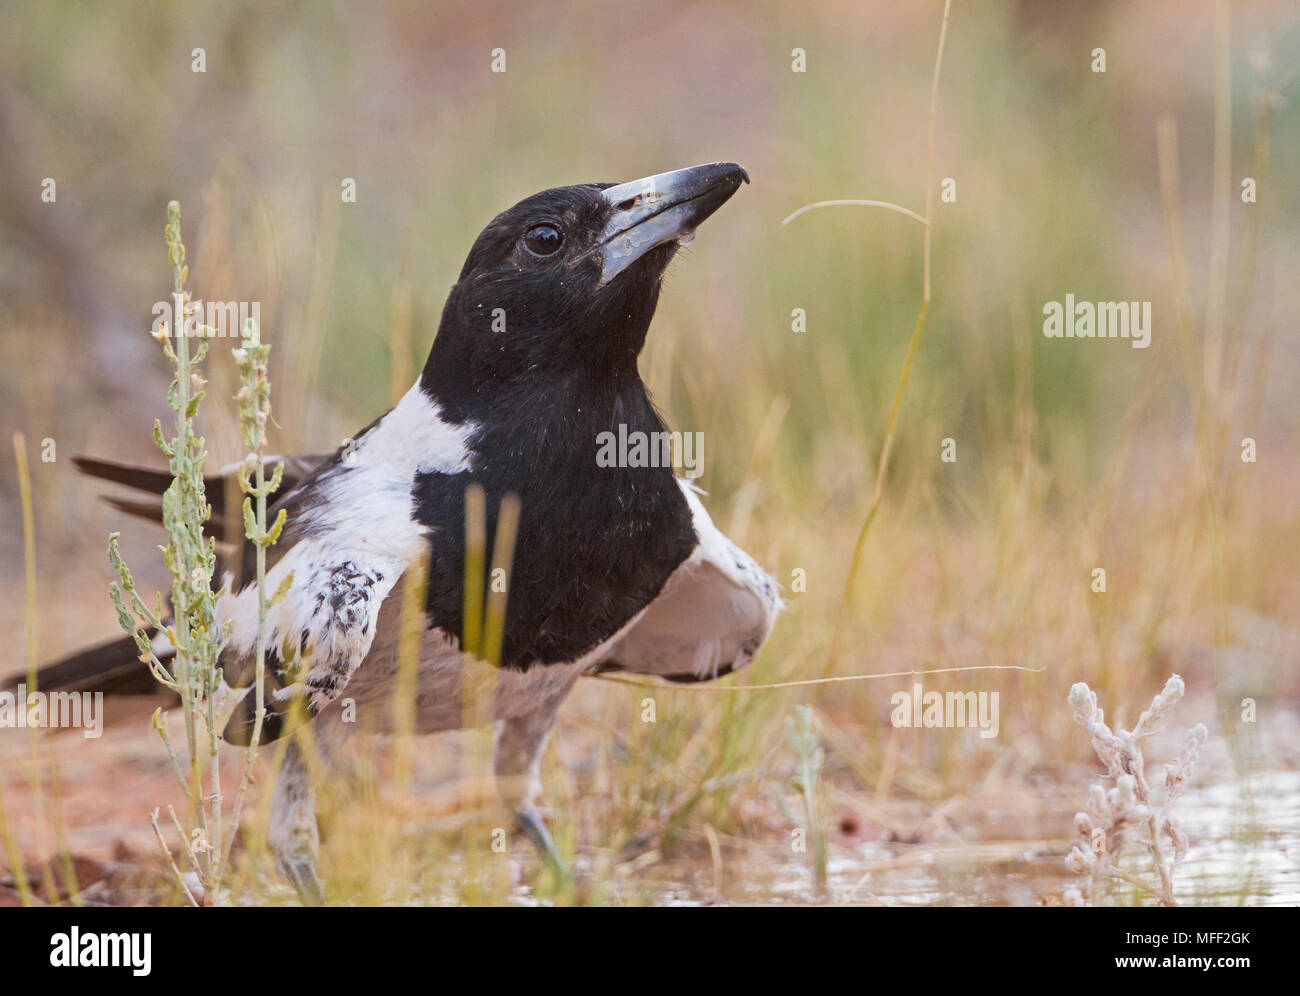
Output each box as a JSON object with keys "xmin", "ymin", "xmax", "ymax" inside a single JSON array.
[
  {"xmin": 494, "ymin": 699, "xmax": 570, "ymax": 877},
  {"xmin": 269, "ymin": 736, "xmax": 326, "ymax": 905}
]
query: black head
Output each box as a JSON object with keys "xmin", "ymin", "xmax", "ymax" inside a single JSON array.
[{"xmin": 421, "ymin": 162, "xmax": 748, "ymax": 421}]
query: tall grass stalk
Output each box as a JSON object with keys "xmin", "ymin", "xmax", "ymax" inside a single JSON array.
[
  {"xmin": 391, "ymin": 559, "xmax": 429, "ymax": 792},
  {"xmin": 592, "ymin": 663, "xmax": 1043, "ymax": 694},
  {"xmin": 458, "ymin": 484, "xmax": 521, "ymax": 903},
  {"xmin": 782, "ymin": 0, "xmax": 953, "ymax": 681},
  {"xmin": 0, "ymin": 768, "xmax": 31, "ymax": 904},
  {"xmin": 8, "ymin": 433, "xmax": 65, "ymax": 904}
]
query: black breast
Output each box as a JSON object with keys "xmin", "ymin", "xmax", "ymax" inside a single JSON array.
[{"xmin": 413, "ymin": 387, "xmax": 698, "ymax": 670}]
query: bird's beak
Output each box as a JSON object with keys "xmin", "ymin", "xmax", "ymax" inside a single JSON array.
[{"xmin": 594, "ymin": 162, "xmax": 749, "ymax": 286}]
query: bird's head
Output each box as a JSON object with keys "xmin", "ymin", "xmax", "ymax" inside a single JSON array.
[{"xmin": 422, "ymin": 162, "xmax": 748, "ymax": 418}]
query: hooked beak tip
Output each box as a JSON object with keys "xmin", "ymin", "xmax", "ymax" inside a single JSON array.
[{"xmin": 596, "ymin": 162, "xmax": 748, "ymax": 285}]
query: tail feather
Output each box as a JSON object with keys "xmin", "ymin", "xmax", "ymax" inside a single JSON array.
[
  {"xmin": 72, "ymin": 457, "xmax": 186, "ymax": 501},
  {"xmin": 101, "ymin": 495, "xmax": 170, "ymax": 525},
  {"xmin": 74, "ymin": 454, "xmax": 323, "ymax": 503},
  {"xmin": 5, "ymin": 633, "xmax": 175, "ymax": 699}
]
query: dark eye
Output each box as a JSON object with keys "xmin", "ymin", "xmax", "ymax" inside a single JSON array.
[{"xmin": 523, "ymin": 224, "xmax": 564, "ymax": 257}]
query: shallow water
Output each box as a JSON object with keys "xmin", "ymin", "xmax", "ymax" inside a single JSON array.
[{"xmin": 569, "ymin": 768, "xmax": 1300, "ymax": 907}]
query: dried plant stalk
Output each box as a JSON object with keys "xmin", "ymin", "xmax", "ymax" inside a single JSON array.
[{"xmin": 1065, "ymin": 675, "xmax": 1207, "ymax": 906}]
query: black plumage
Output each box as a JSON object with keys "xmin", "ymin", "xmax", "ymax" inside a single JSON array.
[{"xmin": 15, "ymin": 163, "xmax": 780, "ymax": 902}]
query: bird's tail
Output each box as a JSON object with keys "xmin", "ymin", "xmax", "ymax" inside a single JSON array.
[{"xmin": 3, "ymin": 631, "xmax": 172, "ymax": 700}]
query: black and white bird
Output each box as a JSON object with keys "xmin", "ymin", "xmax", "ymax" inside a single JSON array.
[{"xmin": 18, "ymin": 162, "xmax": 782, "ymax": 903}]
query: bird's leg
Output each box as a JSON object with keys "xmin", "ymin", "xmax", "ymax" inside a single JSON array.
[
  {"xmin": 269, "ymin": 736, "xmax": 325, "ymax": 905},
  {"xmin": 517, "ymin": 806, "xmax": 564, "ymax": 870},
  {"xmin": 494, "ymin": 700, "xmax": 570, "ymax": 879}
]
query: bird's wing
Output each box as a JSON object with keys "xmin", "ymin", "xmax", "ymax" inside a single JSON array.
[
  {"xmin": 592, "ymin": 480, "xmax": 782, "ymax": 683},
  {"xmin": 219, "ymin": 551, "xmax": 413, "ymax": 744},
  {"xmin": 75, "ymin": 385, "xmax": 478, "ymax": 745},
  {"xmin": 217, "ymin": 458, "xmax": 436, "ymax": 744}
]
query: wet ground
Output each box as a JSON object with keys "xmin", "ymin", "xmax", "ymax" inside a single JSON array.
[
  {"xmin": 3, "ymin": 696, "xmax": 1296, "ymax": 906},
  {"xmin": 606, "ymin": 769, "xmax": 1300, "ymax": 906}
]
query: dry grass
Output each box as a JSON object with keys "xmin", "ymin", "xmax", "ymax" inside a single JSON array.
[{"xmin": 1, "ymin": 1, "xmax": 1298, "ymax": 906}]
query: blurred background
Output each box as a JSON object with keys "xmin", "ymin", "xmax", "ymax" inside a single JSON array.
[{"xmin": 1, "ymin": 0, "xmax": 1297, "ymax": 905}]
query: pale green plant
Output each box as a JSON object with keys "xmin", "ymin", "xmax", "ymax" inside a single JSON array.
[
  {"xmin": 776, "ymin": 704, "xmax": 828, "ymax": 893},
  {"xmin": 107, "ymin": 202, "xmax": 285, "ymax": 905},
  {"xmin": 224, "ymin": 317, "xmax": 289, "ymax": 872}
]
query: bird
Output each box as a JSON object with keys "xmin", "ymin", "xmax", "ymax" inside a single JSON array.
[{"xmin": 14, "ymin": 162, "xmax": 783, "ymax": 904}]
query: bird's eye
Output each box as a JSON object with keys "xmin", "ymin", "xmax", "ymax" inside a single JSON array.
[{"xmin": 523, "ymin": 224, "xmax": 564, "ymax": 258}]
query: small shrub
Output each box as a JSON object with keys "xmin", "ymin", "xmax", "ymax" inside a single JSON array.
[{"xmin": 1064, "ymin": 675, "xmax": 1207, "ymax": 906}]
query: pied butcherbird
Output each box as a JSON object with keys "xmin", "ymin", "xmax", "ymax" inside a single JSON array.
[{"xmin": 23, "ymin": 163, "xmax": 782, "ymax": 903}]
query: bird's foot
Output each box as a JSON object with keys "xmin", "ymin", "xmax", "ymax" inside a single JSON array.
[
  {"xmin": 518, "ymin": 808, "xmax": 572, "ymax": 888},
  {"xmin": 281, "ymin": 858, "xmax": 325, "ymax": 906}
]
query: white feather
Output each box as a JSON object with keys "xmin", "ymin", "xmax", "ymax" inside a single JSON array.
[{"xmin": 217, "ymin": 386, "xmax": 477, "ymax": 711}]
